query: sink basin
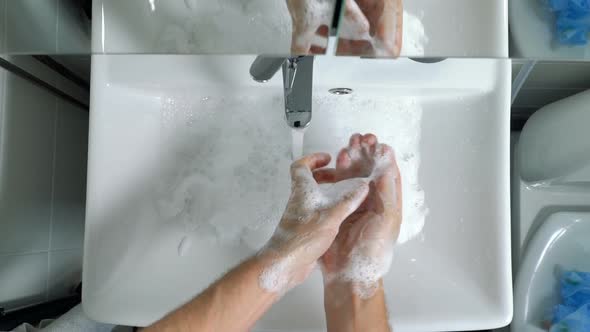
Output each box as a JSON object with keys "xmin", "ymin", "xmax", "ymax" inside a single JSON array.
[
  {"xmin": 92, "ymin": 0, "xmax": 508, "ymax": 57},
  {"xmin": 83, "ymin": 55, "xmax": 512, "ymax": 331}
]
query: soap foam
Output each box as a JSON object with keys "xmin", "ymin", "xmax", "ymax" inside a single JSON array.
[
  {"xmin": 332, "ymin": 242, "xmax": 394, "ymax": 298},
  {"xmin": 401, "ymin": 11, "xmax": 428, "ymax": 56},
  {"xmin": 319, "ymin": 178, "xmax": 368, "ymax": 209},
  {"xmin": 158, "ymin": 0, "xmax": 292, "ymax": 53},
  {"xmin": 283, "ymin": 165, "xmax": 368, "ymax": 222},
  {"xmin": 177, "ymin": 235, "xmax": 192, "ymax": 257},
  {"xmin": 157, "ymin": 94, "xmax": 291, "ymax": 245},
  {"xmin": 156, "ymin": 92, "xmax": 426, "ymax": 251}
]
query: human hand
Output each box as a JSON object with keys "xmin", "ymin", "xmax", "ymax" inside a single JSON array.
[
  {"xmin": 337, "ymin": 0, "xmax": 403, "ymax": 57},
  {"xmin": 314, "ymin": 133, "xmax": 402, "ymax": 298},
  {"xmin": 257, "ymin": 152, "xmax": 370, "ymax": 294},
  {"xmin": 286, "ymin": 0, "xmax": 334, "ymax": 54}
]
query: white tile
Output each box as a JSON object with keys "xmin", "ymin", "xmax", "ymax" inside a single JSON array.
[
  {"xmin": 0, "ymin": 253, "xmax": 48, "ymax": 311},
  {"xmin": 47, "ymin": 249, "xmax": 82, "ymax": 300},
  {"xmin": 6, "ymin": 0, "xmax": 58, "ymax": 53},
  {"xmin": 57, "ymin": 0, "xmax": 91, "ymax": 54},
  {"xmin": 0, "ymin": 74, "xmax": 56, "ymax": 254},
  {"xmin": 50, "ymin": 100, "xmax": 88, "ymax": 251}
]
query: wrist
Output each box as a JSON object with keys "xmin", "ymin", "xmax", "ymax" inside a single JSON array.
[
  {"xmin": 253, "ymin": 250, "xmax": 305, "ymax": 295},
  {"xmin": 324, "ymin": 278, "xmax": 384, "ymax": 303},
  {"xmin": 324, "ymin": 279, "xmax": 390, "ymax": 332}
]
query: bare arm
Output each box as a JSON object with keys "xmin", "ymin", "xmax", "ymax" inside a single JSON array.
[
  {"xmin": 324, "ymin": 280, "xmax": 390, "ymax": 332},
  {"xmin": 142, "ymin": 255, "xmax": 277, "ymax": 332}
]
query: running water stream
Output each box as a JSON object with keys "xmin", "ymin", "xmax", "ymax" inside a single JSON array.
[{"xmin": 291, "ymin": 128, "xmax": 305, "ymax": 160}]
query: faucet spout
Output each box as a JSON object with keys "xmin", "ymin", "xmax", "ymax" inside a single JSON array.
[
  {"xmin": 249, "ymin": 56, "xmax": 314, "ymax": 129},
  {"xmin": 249, "ymin": 56, "xmax": 285, "ymax": 83}
]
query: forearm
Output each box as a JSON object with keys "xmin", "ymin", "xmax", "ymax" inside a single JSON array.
[
  {"xmin": 143, "ymin": 256, "xmax": 277, "ymax": 332},
  {"xmin": 324, "ymin": 279, "xmax": 391, "ymax": 332}
]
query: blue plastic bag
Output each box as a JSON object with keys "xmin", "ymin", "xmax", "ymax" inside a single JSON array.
[
  {"xmin": 545, "ymin": 0, "xmax": 590, "ymax": 45},
  {"xmin": 551, "ymin": 271, "xmax": 590, "ymax": 332}
]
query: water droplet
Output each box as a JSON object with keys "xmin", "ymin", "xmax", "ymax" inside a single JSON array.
[{"xmin": 178, "ymin": 235, "xmax": 192, "ymax": 257}]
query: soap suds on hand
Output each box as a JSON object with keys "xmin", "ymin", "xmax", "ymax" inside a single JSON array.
[
  {"xmin": 308, "ymin": 95, "xmax": 427, "ymax": 245},
  {"xmin": 259, "ymin": 257, "xmax": 291, "ymax": 293},
  {"xmin": 289, "ymin": 0, "xmax": 336, "ymax": 51},
  {"xmin": 283, "ymin": 166, "xmax": 368, "ymax": 222},
  {"xmin": 337, "ymin": 8, "xmax": 428, "ymax": 57},
  {"xmin": 339, "ymin": 245, "xmax": 394, "ymax": 298}
]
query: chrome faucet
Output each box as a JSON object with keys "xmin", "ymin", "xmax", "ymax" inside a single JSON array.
[{"xmin": 249, "ymin": 56, "xmax": 314, "ymax": 129}]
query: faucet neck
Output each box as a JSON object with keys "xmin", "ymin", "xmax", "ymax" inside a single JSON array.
[{"xmin": 283, "ymin": 56, "xmax": 313, "ymax": 129}]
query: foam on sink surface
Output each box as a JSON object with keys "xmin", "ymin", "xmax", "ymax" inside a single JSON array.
[{"xmin": 154, "ymin": 92, "xmax": 427, "ymax": 253}]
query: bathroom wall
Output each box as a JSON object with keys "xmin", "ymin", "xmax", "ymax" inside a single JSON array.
[
  {"xmin": 0, "ymin": 0, "xmax": 90, "ymax": 312},
  {"xmin": 0, "ymin": 0, "xmax": 91, "ymax": 54},
  {"xmin": 0, "ymin": 55, "xmax": 89, "ymax": 312}
]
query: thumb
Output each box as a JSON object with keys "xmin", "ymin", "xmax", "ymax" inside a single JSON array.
[{"xmin": 325, "ymin": 179, "xmax": 369, "ymax": 223}]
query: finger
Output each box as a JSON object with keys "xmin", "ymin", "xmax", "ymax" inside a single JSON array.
[
  {"xmin": 374, "ymin": 0, "xmax": 403, "ymax": 57},
  {"xmin": 375, "ymin": 144, "xmax": 402, "ymax": 215},
  {"xmin": 291, "ymin": 152, "xmax": 332, "ymax": 181},
  {"xmin": 361, "ymin": 133, "xmax": 378, "ymax": 156},
  {"xmin": 309, "ymin": 25, "xmax": 330, "ymax": 54},
  {"xmin": 336, "ymin": 38, "xmax": 374, "ymax": 55},
  {"xmin": 362, "ymin": 133, "xmax": 377, "ymax": 146},
  {"xmin": 316, "ymin": 25, "xmax": 330, "ymax": 38},
  {"xmin": 349, "ymin": 133, "xmax": 362, "ymax": 148},
  {"xmin": 393, "ymin": 153, "xmax": 402, "ymax": 215},
  {"xmin": 326, "ymin": 180, "xmax": 370, "ymax": 223},
  {"xmin": 342, "ymin": 0, "xmax": 370, "ymax": 37},
  {"xmin": 313, "ymin": 168, "xmax": 338, "ymax": 183},
  {"xmin": 336, "ymin": 148, "xmax": 351, "ymax": 169},
  {"xmin": 309, "ymin": 45, "xmax": 327, "ymax": 54}
]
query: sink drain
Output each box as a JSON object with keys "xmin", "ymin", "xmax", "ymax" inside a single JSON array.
[{"xmin": 329, "ymin": 88, "xmax": 353, "ymax": 95}]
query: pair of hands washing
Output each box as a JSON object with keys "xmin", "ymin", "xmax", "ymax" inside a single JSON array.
[
  {"xmin": 143, "ymin": 133, "xmax": 401, "ymax": 332},
  {"xmin": 287, "ymin": 0, "xmax": 403, "ymax": 56},
  {"xmin": 259, "ymin": 133, "xmax": 403, "ymax": 298}
]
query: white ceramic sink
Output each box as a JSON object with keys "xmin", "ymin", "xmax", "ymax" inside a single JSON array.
[
  {"xmin": 83, "ymin": 55, "xmax": 512, "ymax": 331},
  {"xmin": 92, "ymin": 0, "xmax": 508, "ymax": 57}
]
